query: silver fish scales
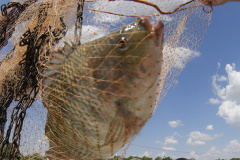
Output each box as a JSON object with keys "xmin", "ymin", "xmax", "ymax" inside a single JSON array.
[{"xmin": 41, "ymin": 17, "xmax": 164, "ymax": 159}]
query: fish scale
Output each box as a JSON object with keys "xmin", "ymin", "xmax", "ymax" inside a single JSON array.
[{"xmin": 42, "ymin": 17, "xmax": 164, "ymax": 159}]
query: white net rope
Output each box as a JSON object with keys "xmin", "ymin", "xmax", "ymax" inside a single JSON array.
[{"xmin": 0, "ymin": 0, "xmax": 212, "ymax": 159}]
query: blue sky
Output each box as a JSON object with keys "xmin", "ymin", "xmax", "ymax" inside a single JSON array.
[{"xmin": 1, "ymin": 0, "xmax": 240, "ymax": 159}]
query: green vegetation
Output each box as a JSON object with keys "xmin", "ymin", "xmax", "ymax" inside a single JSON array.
[
  {"xmin": 216, "ymin": 158, "xmax": 240, "ymax": 160},
  {"xmin": 2, "ymin": 143, "xmax": 11, "ymax": 160},
  {"xmin": 108, "ymin": 156, "xmax": 240, "ymax": 160},
  {"xmin": 109, "ymin": 156, "xmax": 173, "ymax": 160},
  {"xmin": 1, "ymin": 143, "xmax": 46, "ymax": 160},
  {"xmin": 2, "ymin": 146, "xmax": 240, "ymax": 160},
  {"xmin": 21, "ymin": 153, "xmax": 47, "ymax": 160}
]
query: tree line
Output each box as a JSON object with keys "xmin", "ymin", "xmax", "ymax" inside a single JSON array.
[{"xmin": 2, "ymin": 144, "xmax": 240, "ymax": 160}]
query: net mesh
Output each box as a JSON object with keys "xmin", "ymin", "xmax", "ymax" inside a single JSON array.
[{"xmin": 0, "ymin": 0, "xmax": 212, "ymax": 159}]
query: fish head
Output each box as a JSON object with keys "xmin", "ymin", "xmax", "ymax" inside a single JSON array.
[
  {"xmin": 117, "ymin": 17, "xmax": 164, "ymax": 53},
  {"xmin": 91, "ymin": 17, "xmax": 164, "ymax": 99}
]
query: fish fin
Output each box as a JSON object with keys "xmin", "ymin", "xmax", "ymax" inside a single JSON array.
[
  {"xmin": 42, "ymin": 58, "xmax": 62, "ymax": 86},
  {"xmin": 104, "ymin": 108, "xmax": 139, "ymax": 146},
  {"xmin": 104, "ymin": 111, "xmax": 126, "ymax": 145},
  {"xmin": 61, "ymin": 42, "xmax": 75, "ymax": 56},
  {"xmin": 42, "ymin": 41, "xmax": 75, "ymax": 81}
]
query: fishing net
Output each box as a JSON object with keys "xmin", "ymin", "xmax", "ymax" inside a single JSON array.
[{"xmin": 0, "ymin": 0, "xmax": 212, "ymax": 159}]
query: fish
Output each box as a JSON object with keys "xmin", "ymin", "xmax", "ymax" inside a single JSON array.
[{"xmin": 42, "ymin": 17, "xmax": 164, "ymax": 159}]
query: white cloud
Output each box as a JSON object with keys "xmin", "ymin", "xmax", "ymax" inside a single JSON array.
[
  {"xmin": 172, "ymin": 131, "xmax": 186, "ymax": 138},
  {"xmin": 162, "ymin": 146, "xmax": 176, "ymax": 151},
  {"xmin": 172, "ymin": 131, "xmax": 180, "ymax": 136},
  {"xmin": 217, "ymin": 62, "xmax": 221, "ymax": 69},
  {"xmin": 209, "ymin": 98, "xmax": 221, "ymax": 104},
  {"xmin": 81, "ymin": 25, "xmax": 109, "ymax": 43},
  {"xmin": 218, "ymin": 100, "xmax": 240, "ymax": 127},
  {"xmin": 163, "ymin": 46, "xmax": 200, "ymax": 69},
  {"xmin": 57, "ymin": 24, "xmax": 109, "ymax": 47},
  {"xmin": 223, "ymin": 139, "xmax": 240, "ymax": 155},
  {"xmin": 217, "ymin": 75, "xmax": 227, "ymax": 82},
  {"xmin": 189, "ymin": 151, "xmax": 200, "ymax": 159},
  {"xmin": 168, "ymin": 120, "xmax": 183, "ymax": 128},
  {"xmin": 186, "ymin": 138, "xmax": 206, "ymax": 146},
  {"xmin": 210, "ymin": 63, "xmax": 240, "ymax": 127},
  {"xmin": 192, "ymin": 139, "xmax": 240, "ymax": 160},
  {"xmin": 156, "ymin": 136, "xmax": 178, "ymax": 146},
  {"xmin": 164, "ymin": 136, "xmax": 178, "ymax": 145},
  {"xmin": 155, "ymin": 152, "xmax": 166, "ymax": 158},
  {"xmin": 139, "ymin": 151, "xmax": 152, "ymax": 158},
  {"xmin": 201, "ymin": 146, "xmax": 222, "ymax": 160},
  {"xmin": 155, "ymin": 140, "xmax": 162, "ymax": 144},
  {"xmin": 211, "ymin": 74, "xmax": 226, "ymax": 100},
  {"xmin": 186, "ymin": 131, "xmax": 223, "ymax": 146},
  {"xmin": 206, "ymin": 125, "xmax": 214, "ymax": 131}
]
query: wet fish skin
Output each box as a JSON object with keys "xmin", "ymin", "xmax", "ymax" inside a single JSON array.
[{"xmin": 42, "ymin": 17, "xmax": 164, "ymax": 159}]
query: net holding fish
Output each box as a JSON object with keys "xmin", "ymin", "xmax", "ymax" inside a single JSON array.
[{"xmin": 42, "ymin": 17, "xmax": 164, "ymax": 159}]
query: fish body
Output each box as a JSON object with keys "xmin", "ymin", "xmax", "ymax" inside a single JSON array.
[{"xmin": 42, "ymin": 17, "xmax": 164, "ymax": 159}]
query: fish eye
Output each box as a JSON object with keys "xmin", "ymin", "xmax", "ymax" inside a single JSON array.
[{"xmin": 116, "ymin": 37, "xmax": 129, "ymax": 50}]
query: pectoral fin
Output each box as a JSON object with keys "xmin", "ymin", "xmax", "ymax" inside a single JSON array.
[
  {"xmin": 104, "ymin": 107, "xmax": 138, "ymax": 146},
  {"xmin": 104, "ymin": 111, "xmax": 125, "ymax": 145}
]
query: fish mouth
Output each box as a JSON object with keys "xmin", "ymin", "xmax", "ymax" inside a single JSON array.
[{"xmin": 139, "ymin": 17, "xmax": 164, "ymax": 46}]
